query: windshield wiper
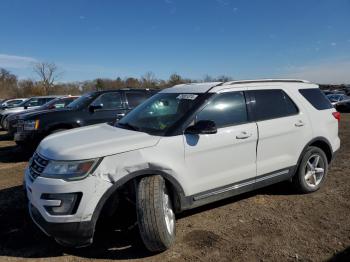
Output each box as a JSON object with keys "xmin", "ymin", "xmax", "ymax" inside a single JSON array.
[{"xmin": 117, "ymin": 122, "xmax": 140, "ymax": 131}]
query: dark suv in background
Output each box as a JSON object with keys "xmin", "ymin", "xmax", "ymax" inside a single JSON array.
[
  {"xmin": 6, "ymin": 96, "xmax": 79, "ymax": 136},
  {"xmin": 14, "ymin": 89, "xmax": 156, "ymax": 147}
]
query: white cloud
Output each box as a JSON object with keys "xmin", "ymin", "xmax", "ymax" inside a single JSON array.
[
  {"xmin": 79, "ymin": 15, "xmax": 86, "ymax": 20},
  {"xmin": 0, "ymin": 54, "xmax": 37, "ymax": 69},
  {"xmin": 331, "ymin": 42, "xmax": 337, "ymax": 47},
  {"xmin": 280, "ymin": 60, "xmax": 350, "ymax": 84}
]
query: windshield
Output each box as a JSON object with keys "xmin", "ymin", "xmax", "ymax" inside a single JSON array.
[
  {"xmin": 67, "ymin": 93, "xmax": 95, "ymax": 109},
  {"xmin": 38, "ymin": 98, "xmax": 59, "ymax": 109},
  {"xmin": 117, "ymin": 93, "xmax": 202, "ymax": 135},
  {"xmin": 5, "ymin": 99, "xmax": 24, "ymax": 107}
]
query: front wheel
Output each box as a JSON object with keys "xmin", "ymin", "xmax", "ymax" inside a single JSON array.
[
  {"xmin": 293, "ymin": 146, "xmax": 328, "ymax": 193},
  {"xmin": 136, "ymin": 175, "xmax": 176, "ymax": 252}
]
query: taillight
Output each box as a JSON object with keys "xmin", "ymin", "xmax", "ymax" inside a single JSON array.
[{"xmin": 332, "ymin": 111, "xmax": 341, "ymax": 122}]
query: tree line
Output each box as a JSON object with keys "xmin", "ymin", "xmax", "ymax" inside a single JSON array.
[{"xmin": 0, "ymin": 62, "xmax": 233, "ymax": 99}]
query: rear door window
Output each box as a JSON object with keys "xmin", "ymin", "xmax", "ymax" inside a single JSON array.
[
  {"xmin": 299, "ymin": 88, "xmax": 333, "ymax": 110},
  {"xmin": 247, "ymin": 89, "xmax": 299, "ymax": 121}
]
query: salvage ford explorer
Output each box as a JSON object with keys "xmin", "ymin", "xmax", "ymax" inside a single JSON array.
[{"xmin": 24, "ymin": 79, "xmax": 340, "ymax": 252}]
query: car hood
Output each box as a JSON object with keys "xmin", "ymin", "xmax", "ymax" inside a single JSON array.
[
  {"xmin": 0, "ymin": 107, "xmax": 37, "ymax": 115},
  {"xmin": 19, "ymin": 108, "xmax": 72, "ymax": 119},
  {"xmin": 37, "ymin": 123, "xmax": 161, "ymax": 160}
]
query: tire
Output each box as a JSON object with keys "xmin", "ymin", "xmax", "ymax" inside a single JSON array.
[
  {"xmin": 293, "ymin": 146, "xmax": 328, "ymax": 193},
  {"xmin": 136, "ymin": 175, "xmax": 176, "ymax": 252}
]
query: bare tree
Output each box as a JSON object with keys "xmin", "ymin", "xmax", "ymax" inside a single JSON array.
[
  {"xmin": 168, "ymin": 73, "xmax": 183, "ymax": 86},
  {"xmin": 33, "ymin": 62, "xmax": 61, "ymax": 95},
  {"xmin": 141, "ymin": 71, "xmax": 157, "ymax": 88},
  {"xmin": 0, "ymin": 68, "xmax": 18, "ymax": 98}
]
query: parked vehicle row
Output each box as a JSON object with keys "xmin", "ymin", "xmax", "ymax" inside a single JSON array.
[
  {"xmin": 1, "ymin": 89, "xmax": 157, "ymax": 148},
  {"xmin": 23, "ymin": 79, "xmax": 340, "ymax": 252},
  {"xmin": 0, "ymin": 98, "xmax": 27, "ymax": 110},
  {"xmin": 324, "ymin": 93, "xmax": 350, "ymax": 113},
  {"xmin": 0, "ymin": 96, "xmax": 58, "ymax": 129},
  {"xmin": 323, "ymin": 88, "xmax": 350, "ymax": 96},
  {"xmin": 6, "ymin": 96, "xmax": 79, "ymax": 136}
]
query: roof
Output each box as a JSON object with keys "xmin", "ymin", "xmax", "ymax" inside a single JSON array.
[
  {"xmin": 222, "ymin": 79, "xmax": 311, "ymax": 85},
  {"xmin": 91, "ymin": 88, "xmax": 157, "ymax": 94},
  {"xmin": 162, "ymin": 79, "xmax": 314, "ymax": 93},
  {"xmin": 30, "ymin": 95, "xmax": 62, "ymax": 98},
  {"xmin": 161, "ymin": 82, "xmax": 223, "ymax": 93}
]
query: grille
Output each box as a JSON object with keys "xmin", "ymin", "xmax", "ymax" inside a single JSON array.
[
  {"xmin": 17, "ymin": 120, "xmax": 24, "ymax": 132},
  {"xmin": 29, "ymin": 153, "xmax": 49, "ymax": 180}
]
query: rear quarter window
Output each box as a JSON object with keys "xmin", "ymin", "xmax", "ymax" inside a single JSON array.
[{"xmin": 299, "ymin": 88, "xmax": 333, "ymax": 110}]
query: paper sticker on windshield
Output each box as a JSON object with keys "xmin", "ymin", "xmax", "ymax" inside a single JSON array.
[{"xmin": 176, "ymin": 94, "xmax": 198, "ymax": 100}]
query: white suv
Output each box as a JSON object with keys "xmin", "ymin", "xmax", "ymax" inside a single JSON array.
[{"xmin": 24, "ymin": 79, "xmax": 340, "ymax": 252}]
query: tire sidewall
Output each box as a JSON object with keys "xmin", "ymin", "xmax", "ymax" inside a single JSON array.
[{"xmin": 136, "ymin": 175, "xmax": 176, "ymax": 252}]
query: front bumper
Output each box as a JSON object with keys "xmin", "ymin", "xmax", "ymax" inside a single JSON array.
[
  {"xmin": 24, "ymin": 166, "xmax": 113, "ymax": 247},
  {"xmin": 29, "ymin": 204, "xmax": 94, "ymax": 247},
  {"xmin": 14, "ymin": 131, "xmax": 42, "ymax": 144},
  {"xmin": 7, "ymin": 119, "xmax": 19, "ymax": 135}
]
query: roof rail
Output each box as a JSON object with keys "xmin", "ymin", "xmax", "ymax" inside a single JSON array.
[{"xmin": 223, "ymin": 79, "xmax": 311, "ymax": 85}]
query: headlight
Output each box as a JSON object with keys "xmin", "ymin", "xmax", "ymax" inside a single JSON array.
[
  {"xmin": 24, "ymin": 120, "xmax": 40, "ymax": 130},
  {"xmin": 42, "ymin": 159, "xmax": 100, "ymax": 180}
]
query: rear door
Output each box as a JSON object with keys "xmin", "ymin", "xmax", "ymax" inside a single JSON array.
[
  {"xmin": 247, "ymin": 88, "xmax": 313, "ymax": 177},
  {"xmin": 184, "ymin": 90, "xmax": 258, "ymax": 195}
]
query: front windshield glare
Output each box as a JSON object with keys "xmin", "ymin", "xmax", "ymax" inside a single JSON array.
[
  {"xmin": 117, "ymin": 93, "xmax": 201, "ymax": 135},
  {"xmin": 67, "ymin": 93, "xmax": 94, "ymax": 109}
]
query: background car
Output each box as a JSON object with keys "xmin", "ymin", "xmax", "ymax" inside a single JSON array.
[
  {"xmin": 335, "ymin": 99, "xmax": 350, "ymax": 113},
  {"xmin": 0, "ymin": 98, "xmax": 27, "ymax": 110},
  {"xmin": 14, "ymin": 89, "xmax": 157, "ymax": 148},
  {"xmin": 322, "ymin": 90, "xmax": 334, "ymax": 96},
  {"xmin": 326, "ymin": 94, "xmax": 350, "ymax": 106},
  {"xmin": 5, "ymin": 96, "xmax": 79, "ymax": 135},
  {"xmin": 0, "ymin": 96, "xmax": 58, "ymax": 129}
]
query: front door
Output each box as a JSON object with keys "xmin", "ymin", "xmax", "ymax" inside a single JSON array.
[
  {"xmin": 184, "ymin": 90, "xmax": 258, "ymax": 195},
  {"xmin": 87, "ymin": 92, "xmax": 127, "ymax": 125}
]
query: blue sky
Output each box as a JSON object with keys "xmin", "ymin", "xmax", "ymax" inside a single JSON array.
[{"xmin": 0, "ymin": 0, "xmax": 349, "ymax": 84}]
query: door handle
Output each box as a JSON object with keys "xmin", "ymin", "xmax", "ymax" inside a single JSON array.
[
  {"xmin": 295, "ymin": 120, "xmax": 305, "ymax": 127},
  {"xmin": 236, "ymin": 131, "xmax": 252, "ymax": 139},
  {"xmin": 116, "ymin": 113, "xmax": 125, "ymax": 118}
]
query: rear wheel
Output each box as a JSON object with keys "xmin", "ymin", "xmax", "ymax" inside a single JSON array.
[
  {"xmin": 136, "ymin": 175, "xmax": 176, "ymax": 252},
  {"xmin": 293, "ymin": 146, "xmax": 328, "ymax": 193}
]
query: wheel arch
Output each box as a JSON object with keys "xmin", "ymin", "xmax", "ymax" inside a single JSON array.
[
  {"xmin": 298, "ymin": 137, "xmax": 334, "ymax": 166},
  {"xmin": 90, "ymin": 169, "xmax": 186, "ymax": 232}
]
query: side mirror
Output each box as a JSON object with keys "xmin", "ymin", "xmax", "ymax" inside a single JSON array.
[
  {"xmin": 185, "ymin": 120, "xmax": 217, "ymax": 135},
  {"xmin": 89, "ymin": 103, "xmax": 103, "ymax": 112}
]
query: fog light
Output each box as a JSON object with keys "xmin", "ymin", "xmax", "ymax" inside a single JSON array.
[{"xmin": 41, "ymin": 192, "xmax": 82, "ymax": 215}]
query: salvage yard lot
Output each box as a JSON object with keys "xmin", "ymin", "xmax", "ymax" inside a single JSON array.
[{"xmin": 0, "ymin": 116, "xmax": 349, "ymax": 262}]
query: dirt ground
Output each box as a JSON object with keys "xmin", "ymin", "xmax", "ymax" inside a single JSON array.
[{"xmin": 0, "ymin": 116, "xmax": 349, "ymax": 262}]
